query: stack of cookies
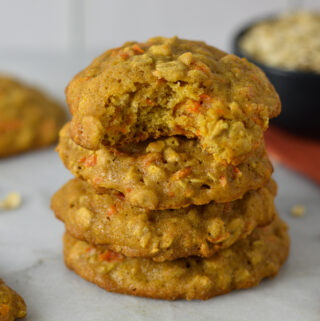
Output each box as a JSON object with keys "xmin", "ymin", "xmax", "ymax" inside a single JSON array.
[{"xmin": 51, "ymin": 37, "xmax": 289, "ymax": 300}]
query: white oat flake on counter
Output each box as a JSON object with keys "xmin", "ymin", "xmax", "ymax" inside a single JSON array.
[
  {"xmin": 290, "ymin": 204, "xmax": 306, "ymax": 217},
  {"xmin": 0, "ymin": 192, "xmax": 22, "ymax": 210}
]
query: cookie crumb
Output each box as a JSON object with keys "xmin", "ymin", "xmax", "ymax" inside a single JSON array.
[
  {"xmin": 0, "ymin": 192, "xmax": 22, "ymax": 210},
  {"xmin": 290, "ymin": 205, "xmax": 306, "ymax": 217}
]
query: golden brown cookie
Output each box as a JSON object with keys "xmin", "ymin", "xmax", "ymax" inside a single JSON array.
[
  {"xmin": 63, "ymin": 217, "xmax": 289, "ymax": 300},
  {"xmin": 58, "ymin": 123, "xmax": 273, "ymax": 210},
  {"xmin": 52, "ymin": 178, "xmax": 277, "ymax": 261},
  {"xmin": 0, "ymin": 76, "xmax": 67, "ymax": 157},
  {"xmin": 66, "ymin": 36, "xmax": 280, "ymax": 165},
  {"xmin": 0, "ymin": 279, "xmax": 26, "ymax": 321}
]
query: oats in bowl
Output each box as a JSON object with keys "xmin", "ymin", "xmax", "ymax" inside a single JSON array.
[{"xmin": 240, "ymin": 11, "xmax": 320, "ymax": 73}]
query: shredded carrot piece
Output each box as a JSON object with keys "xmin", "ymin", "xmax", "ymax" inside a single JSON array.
[
  {"xmin": 126, "ymin": 188, "xmax": 132, "ymax": 193},
  {"xmin": 0, "ymin": 119, "xmax": 22, "ymax": 132},
  {"xmin": 93, "ymin": 177, "xmax": 104, "ymax": 184},
  {"xmin": 85, "ymin": 247, "xmax": 93, "ymax": 253},
  {"xmin": 187, "ymin": 101, "xmax": 202, "ymax": 113},
  {"xmin": 110, "ymin": 147, "xmax": 124, "ymax": 156},
  {"xmin": 252, "ymin": 116, "xmax": 263, "ymax": 126},
  {"xmin": 79, "ymin": 154, "xmax": 97, "ymax": 167},
  {"xmin": 0, "ymin": 304, "xmax": 9, "ymax": 316},
  {"xmin": 99, "ymin": 250, "xmax": 123, "ymax": 262},
  {"xmin": 199, "ymin": 94, "xmax": 213, "ymax": 109},
  {"xmin": 192, "ymin": 61, "xmax": 211, "ymax": 75},
  {"xmin": 132, "ymin": 44, "xmax": 144, "ymax": 54},
  {"xmin": 250, "ymin": 73, "xmax": 258, "ymax": 81},
  {"xmin": 86, "ymin": 154, "xmax": 97, "ymax": 167},
  {"xmin": 111, "ymin": 49, "xmax": 122, "ymax": 57},
  {"xmin": 141, "ymin": 153, "xmax": 161, "ymax": 169},
  {"xmin": 208, "ymin": 232, "xmax": 230, "ymax": 243},
  {"xmin": 215, "ymin": 108, "xmax": 225, "ymax": 115},
  {"xmin": 171, "ymin": 167, "xmax": 192, "ymax": 181},
  {"xmin": 107, "ymin": 204, "xmax": 117, "ymax": 216},
  {"xmin": 220, "ymin": 175, "xmax": 227, "ymax": 187},
  {"xmin": 156, "ymin": 78, "xmax": 166, "ymax": 85},
  {"xmin": 146, "ymin": 98, "xmax": 155, "ymax": 106},
  {"xmin": 253, "ymin": 140, "xmax": 260, "ymax": 149},
  {"xmin": 200, "ymin": 94, "xmax": 211, "ymax": 101},
  {"xmin": 119, "ymin": 52, "xmax": 130, "ymax": 60},
  {"xmin": 174, "ymin": 124, "xmax": 188, "ymax": 135},
  {"xmin": 119, "ymin": 128, "xmax": 128, "ymax": 134},
  {"xmin": 233, "ymin": 167, "xmax": 241, "ymax": 178}
]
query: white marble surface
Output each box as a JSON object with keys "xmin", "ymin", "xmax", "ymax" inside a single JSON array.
[
  {"xmin": 0, "ymin": 147, "xmax": 319, "ymax": 321},
  {"xmin": 0, "ymin": 56, "xmax": 319, "ymax": 320}
]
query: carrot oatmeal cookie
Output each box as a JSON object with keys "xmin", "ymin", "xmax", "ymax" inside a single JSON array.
[
  {"xmin": 0, "ymin": 76, "xmax": 67, "ymax": 157},
  {"xmin": 66, "ymin": 36, "xmax": 280, "ymax": 165},
  {"xmin": 0, "ymin": 279, "xmax": 26, "ymax": 321},
  {"xmin": 58, "ymin": 123, "xmax": 273, "ymax": 209},
  {"xmin": 63, "ymin": 217, "xmax": 289, "ymax": 300},
  {"xmin": 52, "ymin": 178, "xmax": 277, "ymax": 261}
]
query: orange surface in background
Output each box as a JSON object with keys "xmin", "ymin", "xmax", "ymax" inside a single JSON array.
[{"xmin": 265, "ymin": 126, "xmax": 320, "ymax": 185}]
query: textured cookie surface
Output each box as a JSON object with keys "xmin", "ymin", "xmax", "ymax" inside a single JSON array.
[
  {"xmin": 66, "ymin": 36, "xmax": 280, "ymax": 165},
  {"xmin": 52, "ymin": 178, "xmax": 276, "ymax": 261},
  {"xmin": 64, "ymin": 217, "xmax": 289, "ymax": 300},
  {"xmin": 0, "ymin": 76, "xmax": 66, "ymax": 157},
  {"xmin": 0, "ymin": 278, "xmax": 26, "ymax": 321},
  {"xmin": 58, "ymin": 123, "xmax": 273, "ymax": 209}
]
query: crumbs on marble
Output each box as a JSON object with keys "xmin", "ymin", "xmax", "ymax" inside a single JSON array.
[
  {"xmin": 0, "ymin": 192, "xmax": 22, "ymax": 210},
  {"xmin": 290, "ymin": 204, "xmax": 306, "ymax": 218}
]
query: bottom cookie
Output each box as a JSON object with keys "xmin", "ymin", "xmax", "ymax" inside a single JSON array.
[
  {"xmin": 0, "ymin": 279, "xmax": 26, "ymax": 321},
  {"xmin": 64, "ymin": 217, "xmax": 289, "ymax": 300}
]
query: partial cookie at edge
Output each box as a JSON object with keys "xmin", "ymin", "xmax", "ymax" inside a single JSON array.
[
  {"xmin": 0, "ymin": 278, "xmax": 26, "ymax": 321},
  {"xmin": 0, "ymin": 76, "xmax": 67, "ymax": 157}
]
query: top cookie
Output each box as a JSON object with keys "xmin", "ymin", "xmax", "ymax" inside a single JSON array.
[
  {"xmin": 0, "ymin": 76, "xmax": 67, "ymax": 157},
  {"xmin": 67, "ymin": 36, "xmax": 280, "ymax": 164}
]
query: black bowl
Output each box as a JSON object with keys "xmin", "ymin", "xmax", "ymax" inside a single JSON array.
[{"xmin": 232, "ymin": 18, "xmax": 320, "ymax": 138}]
